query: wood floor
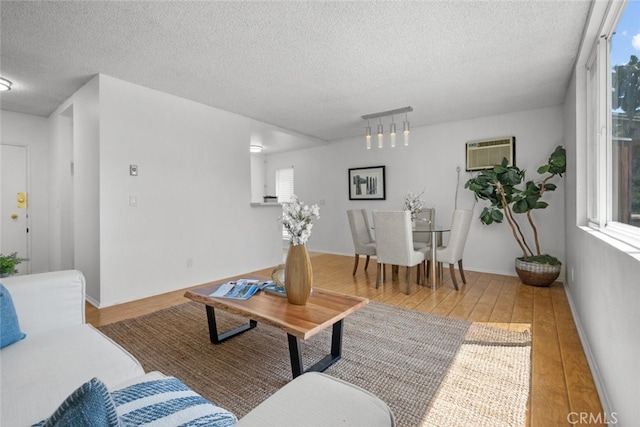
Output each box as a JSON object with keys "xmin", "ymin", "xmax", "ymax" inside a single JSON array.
[{"xmin": 86, "ymin": 253, "xmax": 604, "ymax": 427}]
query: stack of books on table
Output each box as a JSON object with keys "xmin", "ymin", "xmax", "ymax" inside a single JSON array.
[{"xmin": 260, "ymin": 281, "xmax": 286, "ymax": 297}]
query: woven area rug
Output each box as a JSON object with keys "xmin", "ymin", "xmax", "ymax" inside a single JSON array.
[{"xmin": 99, "ymin": 301, "xmax": 531, "ymax": 427}]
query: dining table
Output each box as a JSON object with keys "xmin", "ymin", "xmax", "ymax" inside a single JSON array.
[{"xmin": 412, "ymin": 223, "xmax": 450, "ymax": 289}]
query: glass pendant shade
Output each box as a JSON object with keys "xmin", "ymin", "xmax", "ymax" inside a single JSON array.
[
  {"xmin": 377, "ymin": 123, "xmax": 384, "ymax": 148},
  {"xmin": 390, "ymin": 122, "xmax": 396, "ymax": 148},
  {"xmin": 403, "ymin": 120, "xmax": 410, "ymax": 146},
  {"xmin": 365, "ymin": 125, "xmax": 372, "ymax": 149}
]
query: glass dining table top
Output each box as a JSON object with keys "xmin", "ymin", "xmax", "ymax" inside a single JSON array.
[
  {"xmin": 412, "ymin": 223, "xmax": 450, "ymax": 233},
  {"xmin": 371, "ymin": 223, "xmax": 451, "ymax": 233}
]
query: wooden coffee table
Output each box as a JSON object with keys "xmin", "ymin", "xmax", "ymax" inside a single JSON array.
[{"xmin": 184, "ymin": 277, "xmax": 368, "ymax": 378}]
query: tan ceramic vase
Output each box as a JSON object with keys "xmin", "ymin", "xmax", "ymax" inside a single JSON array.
[{"xmin": 284, "ymin": 243, "xmax": 313, "ymax": 305}]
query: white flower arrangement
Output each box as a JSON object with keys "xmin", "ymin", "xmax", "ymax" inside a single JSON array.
[
  {"xmin": 279, "ymin": 195, "xmax": 320, "ymax": 246},
  {"xmin": 403, "ymin": 190, "xmax": 425, "ymax": 220}
]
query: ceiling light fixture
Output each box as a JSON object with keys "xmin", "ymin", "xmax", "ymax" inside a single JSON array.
[
  {"xmin": 249, "ymin": 144, "xmax": 263, "ymax": 153},
  {"xmin": 361, "ymin": 106, "xmax": 412, "ymax": 149},
  {"xmin": 0, "ymin": 77, "xmax": 13, "ymax": 91}
]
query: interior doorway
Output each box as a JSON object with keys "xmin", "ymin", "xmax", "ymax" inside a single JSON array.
[
  {"xmin": 59, "ymin": 106, "xmax": 75, "ymax": 270},
  {"xmin": 1, "ymin": 144, "xmax": 30, "ymax": 274}
]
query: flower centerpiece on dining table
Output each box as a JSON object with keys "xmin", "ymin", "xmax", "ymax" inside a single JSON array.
[
  {"xmin": 278, "ymin": 195, "xmax": 320, "ymax": 305},
  {"xmin": 403, "ymin": 190, "xmax": 425, "ymax": 226}
]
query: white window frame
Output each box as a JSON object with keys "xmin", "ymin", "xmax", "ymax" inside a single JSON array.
[
  {"xmin": 275, "ymin": 167, "xmax": 294, "ymax": 203},
  {"xmin": 586, "ymin": 0, "xmax": 640, "ymax": 248},
  {"xmin": 275, "ymin": 167, "xmax": 294, "ymax": 239},
  {"xmin": 586, "ymin": 41, "xmax": 607, "ymax": 227}
]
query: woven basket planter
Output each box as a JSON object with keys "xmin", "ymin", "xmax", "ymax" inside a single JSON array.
[{"xmin": 515, "ymin": 258, "xmax": 561, "ymax": 287}]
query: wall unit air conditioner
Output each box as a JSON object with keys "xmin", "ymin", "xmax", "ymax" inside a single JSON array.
[{"xmin": 465, "ymin": 136, "xmax": 515, "ymax": 171}]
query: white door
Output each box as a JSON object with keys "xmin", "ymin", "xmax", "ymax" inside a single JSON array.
[{"xmin": 1, "ymin": 144, "xmax": 29, "ymax": 275}]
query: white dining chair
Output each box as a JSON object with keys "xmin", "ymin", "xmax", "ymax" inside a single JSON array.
[
  {"xmin": 426, "ymin": 209, "xmax": 473, "ymax": 290},
  {"xmin": 412, "ymin": 208, "xmax": 436, "ymax": 248},
  {"xmin": 346, "ymin": 209, "xmax": 377, "ymax": 275},
  {"xmin": 372, "ymin": 210, "xmax": 426, "ymax": 294}
]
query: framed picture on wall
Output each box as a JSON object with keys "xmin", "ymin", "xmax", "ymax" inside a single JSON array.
[{"xmin": 348, "ymin": 166, "xmax": 386, "ymax": 200}]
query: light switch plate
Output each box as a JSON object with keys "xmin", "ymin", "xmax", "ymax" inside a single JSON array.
[{"xmin": 130, "ymin": 164, "xmax": 138, "ymax": 176}]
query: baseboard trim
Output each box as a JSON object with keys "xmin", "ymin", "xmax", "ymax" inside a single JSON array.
[
  {"xmin": 85, "ymin": 294, "xmax": 100, "ymax": 309},
  {"xmin": 308, "ymin": 250, "xmax": 554, "ymax": 279},
  {"xmin": 562, "ymin": 284, "xmax": 613, "ymax": 419}
]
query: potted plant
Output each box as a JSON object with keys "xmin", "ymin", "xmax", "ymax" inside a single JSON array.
[
  {"xmin": 464, "ymin": 145, "xmax": 566, "ymax": 286},
  {"xmin": 0, "ymin": 252, "xmax": 28, "ymax": 277},
  {"xmin": 403, "ymin": 190, "xmax": 426, "ymax": 228},
  {"xmin": 277, "ymin": 195, "xmax": 320, "ymax": 305}
]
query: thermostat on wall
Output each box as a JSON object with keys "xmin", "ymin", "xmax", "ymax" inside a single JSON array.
[{"xmin": 130, "ymin": 164, "xmax": 138, "ymax": 176}]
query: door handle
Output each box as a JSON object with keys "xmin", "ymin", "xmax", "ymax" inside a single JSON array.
[{"xmin": 17, "ymin": 192, "xmax": 27, "ymax": 208}]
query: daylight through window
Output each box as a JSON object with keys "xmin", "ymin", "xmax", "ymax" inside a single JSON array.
[
  {"xmin": 275, "ymin": 167, "xmax": 294, "ymax": 203},
  {"xmin": 586, "ymin": 0, "xmax": 640, "ymax": 246}
]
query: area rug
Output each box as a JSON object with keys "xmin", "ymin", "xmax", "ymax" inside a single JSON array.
[{"xmin": 99, "ymin": 301, "xmax": 531, "ymax": 427}]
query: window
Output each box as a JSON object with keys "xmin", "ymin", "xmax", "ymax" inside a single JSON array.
[
  {"xmin": 276, "ymin": 167, "xmax": 294, "ymax": 239},
  {"xmin": 275, "ymin": 167, "xmax": 294, "ymax": 203},
  {"xmin": 586, "ymin": 0, "xmax": 640, "ymax": 246},
  {"xmin": 611, "ymin": 9, "xmax": 640, "ymax": 230}
]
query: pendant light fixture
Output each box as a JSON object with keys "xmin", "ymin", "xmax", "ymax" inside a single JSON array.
[{"xmin": 361, "ymin": 106, "xmax": 412, "ymax": 149}]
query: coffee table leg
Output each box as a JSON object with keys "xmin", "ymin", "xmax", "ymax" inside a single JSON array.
[
  {"xmin": 287, "ymin": 320, "xmax": 344, "ymax": 378},
  {"xmin": 206, "ymin": 305, "xmax": 257, "ymax": 344},
  {"xmin": 287, "ymin": 334, "xmax": 305, "ymax": 378}
]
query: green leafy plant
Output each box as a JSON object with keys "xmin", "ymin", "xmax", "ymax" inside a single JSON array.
[
  {"xmin": 0, "ymin": 252, "xmax": 28, "ymax": 276},
  {"xmin": 464, "ymin": 146, "xmax": 566, "ymax": 264}
]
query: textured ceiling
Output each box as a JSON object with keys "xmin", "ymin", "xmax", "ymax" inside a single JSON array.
[{"xmin": 1, "ymin": 1, "xmax": 592, "ymax": 144}]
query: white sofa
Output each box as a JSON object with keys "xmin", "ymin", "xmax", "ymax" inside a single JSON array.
[{"xmin": 1, "ymin": 270, "xmax": 395, "ymax": 427}]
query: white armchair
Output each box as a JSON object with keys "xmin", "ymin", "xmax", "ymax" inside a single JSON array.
[
  {"xmin": 1, "ymin": 270, "xmax": 146, "ymax": 426},
  {"xmin": 3, "ymin": 269, "xmax": 86, "ymax": 335}
]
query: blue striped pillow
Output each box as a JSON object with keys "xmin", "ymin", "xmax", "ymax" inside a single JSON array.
[
  {"xmin": 111, "ymin": 377, "xmax": 237, "ymax": 427},
  {"xmin": 32, "ymin": 378, "xmax": 120, "ymax": 427}
]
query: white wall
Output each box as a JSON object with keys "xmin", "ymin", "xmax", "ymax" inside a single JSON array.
[
  {"xmin": 96, "ymin": 75, "xmax": 282, "ymax": 306},
  {"xmin": 250, "ymin": 153, "xmax": 266, "ymax": 203},
  {"xmin": 560, "ymin": 7, "xmax": 640, "ymax": 424},
  {"xmin": 40, "ymin": 74, "xmax": 285, "ymax": 306},
  {"xmin": 265, "ymin": 105, "xmax": 566, "ymax": 276},
  {"xmin": 0, "ymin": 111, "xmax": 49, "ymax": 273},
  {"xmin": 48, "ymin": 77, "xmax": 101, "ymax": 302}
]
